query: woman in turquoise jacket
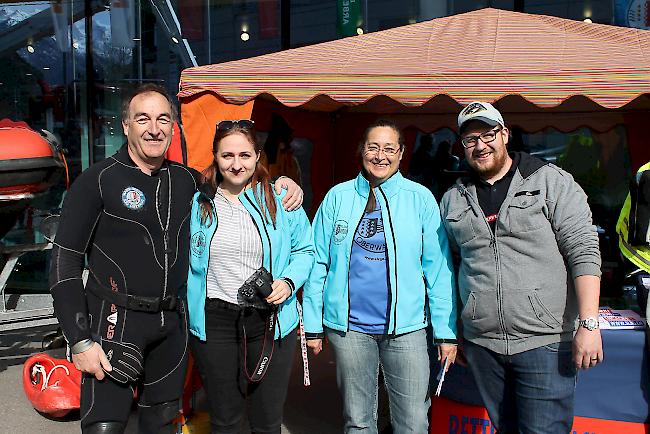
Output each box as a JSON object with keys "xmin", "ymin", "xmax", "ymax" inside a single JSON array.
[
  {"xmin": 186, "ymin": 120, "xmax": 314, "ymax": 434},
  {"xmin": 304, "ymin": 120, "xmax": 457, "ymax": 434}
]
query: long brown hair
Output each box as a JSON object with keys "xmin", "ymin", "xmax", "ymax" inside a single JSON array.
[
  {"xmin": 358, "ymin": 119, "xmax": 405, "ymax": 213},
  {"xmin": 199, "ymin": 123, "xmax": 277, "ymax": 226}
]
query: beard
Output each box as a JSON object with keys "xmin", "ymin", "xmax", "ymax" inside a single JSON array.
[{"xmin": 469, "ymin": 146, "xmax": 509, "ymax": 180}]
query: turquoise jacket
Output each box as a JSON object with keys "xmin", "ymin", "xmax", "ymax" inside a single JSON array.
[
  {"xmin": 303, "ymin": 171, "xmax": 457, "ymax": 339},
  {"xmin": 187, "ymin": 183, "xmax": 314, "ymax": 341}
]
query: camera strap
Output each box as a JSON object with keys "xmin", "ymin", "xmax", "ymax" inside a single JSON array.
[{"xmin": 242, "ymin": 310, "xmax": 277, "ymax": 382}]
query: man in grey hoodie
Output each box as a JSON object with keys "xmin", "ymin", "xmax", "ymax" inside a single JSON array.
[{"xmin": 440, "ymin": 102, "xmax": 603, "ymax": 433}]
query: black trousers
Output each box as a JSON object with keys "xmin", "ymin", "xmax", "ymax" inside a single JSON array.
[
  {"xmin": 189, "ymin": 299, "xmax": 297, "ymax": 434},
  {"xmin": 80, "ymin": 298, "xmax": 188, "ymax": 432}
]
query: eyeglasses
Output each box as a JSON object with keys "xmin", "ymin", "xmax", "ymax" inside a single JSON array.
[
  {"xmin": 364, "ymin": 144, "xmax": 401, "ymax": 157},
  {"xmin": 461, "ymin": 126, "xmax": 503, "ymax": 149},
  {"xmin": 216, "ymin": 119, "xmax": 255, "ymax": 131}
]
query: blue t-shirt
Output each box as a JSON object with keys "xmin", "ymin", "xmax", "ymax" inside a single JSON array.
[{"xmin": 348, "ymin": 205, "xmax": 390, "ymax": 334}]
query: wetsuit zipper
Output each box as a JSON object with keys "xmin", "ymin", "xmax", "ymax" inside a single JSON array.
[{"xmin": 156, "ymin": 169, "xmax": 172, "ymax": 327}]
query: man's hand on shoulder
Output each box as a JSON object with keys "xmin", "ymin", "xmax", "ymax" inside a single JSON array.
[
  {"xmin": 72, "ymin": 342, "xmax": 113, "ymax": 380},
  {"xmin": 275, "ymin": 176, "xmax": 303, "ymax": 211},
  {"xmin": 572, "ymin": 327, "xmax": 603, "ymax": 370}
]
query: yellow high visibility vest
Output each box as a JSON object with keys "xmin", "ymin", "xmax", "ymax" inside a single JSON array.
[{"xmin": 617, "ymin": 161, "xmax": 650, "ymax": 273}]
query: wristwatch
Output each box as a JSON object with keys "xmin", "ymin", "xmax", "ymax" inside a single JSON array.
[{"xmin": 578, "ymin": 317, "xmax": 599, "ymax": 331}]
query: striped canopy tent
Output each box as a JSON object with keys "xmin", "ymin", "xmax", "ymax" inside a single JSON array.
[{"xmin": 178, "ymin": 7, "xmax": 650, "ymax": 207}]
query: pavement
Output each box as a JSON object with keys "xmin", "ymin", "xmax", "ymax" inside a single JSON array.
[{"xmin": 0, "ymin": 325, "xmax": 392, "ymax": 433}]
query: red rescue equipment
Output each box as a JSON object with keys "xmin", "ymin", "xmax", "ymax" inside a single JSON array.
[
  {"xmin": 22, "ymin": 353, "xmax": 81, "ymax": 418},
  {"xmin": 0, "ymin": 119, "xmax": 68, "ymax": 239}
]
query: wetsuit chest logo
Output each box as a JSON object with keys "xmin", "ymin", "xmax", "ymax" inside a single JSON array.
[{"xmin": 121, "ymin": 187, "xmax": 146, "ymax": 210}]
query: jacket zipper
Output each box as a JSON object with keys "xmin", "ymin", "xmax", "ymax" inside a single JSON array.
[
  {"xmin": 378, "ymin": 187, "xmax": 398, "ymax": 335},
  {"xmin": 377, "ymin": 187, "xmax": 397, "ymax": 336},
  {"xmin": 244, "ymin": 193, "xmax": 281, "ymax": 336},
  {"xmin": 204, "ymin": 197, "xmax": 218, "ymax": 304},
  {"xmin": 346, "ymin": 202, "xmax": 366, "ymax": 332},
  {"xmin": 461, "ymin": 186, "xmax": 509, "ymax": 351},
  {"xmin": 244, "ymin": 194, "xmax": 273, "ymax": 275}
]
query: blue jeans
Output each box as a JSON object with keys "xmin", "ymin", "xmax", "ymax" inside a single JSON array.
[
  {"xmin": 463, "ymin": 340, "xmax": 577, "ymax": 434},
  {"xmin": 326, "ymin": 328, "xmax": 430, "ymax": 434}
]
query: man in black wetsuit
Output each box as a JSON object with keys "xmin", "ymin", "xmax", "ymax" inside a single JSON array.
[{"xmin": 49, "ymin": 84, "xmax": 303, "ymax": 433}]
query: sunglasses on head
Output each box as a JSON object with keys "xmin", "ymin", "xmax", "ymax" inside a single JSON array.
[{"xmin": 216, "ymin": 120, "xmax": 255, "ymax": 131}]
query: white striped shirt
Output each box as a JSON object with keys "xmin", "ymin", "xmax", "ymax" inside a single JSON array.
[{"xmin": 206, "ymin": 188, "xmax": 263, "ymax": 303}]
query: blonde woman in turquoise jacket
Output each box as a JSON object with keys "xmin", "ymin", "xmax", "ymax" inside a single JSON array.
[
  {"xmin": 186, "ymin": 120, "xmax": 313, "ymax": 434},
  {"xmin": 303, "ymin": 120, "xmax": 457, "ymax": 434}
]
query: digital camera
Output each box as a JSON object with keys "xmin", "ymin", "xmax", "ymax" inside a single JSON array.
[{"xmin": 238, "ymin": 267, "xmax": 273, "ymax": 309}]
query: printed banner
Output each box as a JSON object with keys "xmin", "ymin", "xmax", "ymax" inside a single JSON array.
[
  {"xmin": 430, "ymin": 397, "xmax": 649, "ymax": 434},
  {"xmin": 336, "ymin": 0, "xmax": 361, "ymax": 37},
  {"xmin": 258, "ymin": 0, "xmax": 280, "ymax": 39},
  {"xmin": 614, "ymin": 0, "xmax": 650, "ymax": 29},
  {"xmin": 180, "ymin": 0, "xmax": 204, "ymax": 41}
]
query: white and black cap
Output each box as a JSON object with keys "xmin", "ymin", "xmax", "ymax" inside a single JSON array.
[{"xmin": 458, "ymin": 101, "xmax": 505, "ymax": 132}]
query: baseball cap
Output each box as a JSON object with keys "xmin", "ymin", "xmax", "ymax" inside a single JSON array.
[{"xmin": 457, "ymin": 102, "xmax": 505, "ymax": 132}]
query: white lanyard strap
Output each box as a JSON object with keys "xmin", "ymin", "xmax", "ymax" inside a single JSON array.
[{"xmin": 296, "ymin": 302, "xmax": 310, "ymax": 386}]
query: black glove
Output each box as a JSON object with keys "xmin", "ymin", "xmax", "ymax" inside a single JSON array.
[{"xmin": 98, "ymin": 337, "xmax": 144, "ymax": 384}]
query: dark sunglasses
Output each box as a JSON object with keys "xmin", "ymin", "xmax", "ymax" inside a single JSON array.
[{"xmin": 216, "ymin": 119, "xmax": 255, "ymax": 131}]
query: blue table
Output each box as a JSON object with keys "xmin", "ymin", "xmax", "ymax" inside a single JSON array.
[{"xmin": 435, "ymin": 329, "xmax": 649, "ymax": 423}]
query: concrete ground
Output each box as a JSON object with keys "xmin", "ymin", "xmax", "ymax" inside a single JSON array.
[{"xmin": 0, "ymin": 325, "xmax": 392, "ymax": 433}]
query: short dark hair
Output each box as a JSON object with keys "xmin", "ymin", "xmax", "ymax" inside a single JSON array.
[
  {"xmin": 358, "ymin": 119, "xmax": 405, "ymax": 154},
  {"xmin": 121, "ymin": 83, "xmax": 177, "ymax": 123}
]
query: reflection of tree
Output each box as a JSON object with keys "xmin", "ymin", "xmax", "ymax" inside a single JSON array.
[
  {"xmin": 557, "ymin": 134, "xmax": 606, "ymax": 202},
  {"xmin": 0, "ymin": 52, "xmax": 42, "ymax": 121}
]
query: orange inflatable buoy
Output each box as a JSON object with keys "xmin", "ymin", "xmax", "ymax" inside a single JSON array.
[{"xmin": 22, "ymin": 353, "xmax": 82, "ymax": 418}]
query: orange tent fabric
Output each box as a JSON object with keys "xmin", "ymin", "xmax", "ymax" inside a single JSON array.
[{"xmin": 178, "ymin": 7, "xmax": 650, "ymax": 194}]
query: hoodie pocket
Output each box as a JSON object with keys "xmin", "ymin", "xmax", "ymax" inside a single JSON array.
[
  {"xmin": 503, "ymin": 288, "xmax": 562, "ymax": 338},
  {"xmin": 461, "ymin": 290, "xmax": 501, "ymax": 339},
  {"xmin": 445, "ymin": 206, "xmax": 477, "ymax": 245}
]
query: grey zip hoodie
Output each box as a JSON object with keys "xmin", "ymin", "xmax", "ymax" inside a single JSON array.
[{"xmin": 440, "ymin": 152, "xmax": 601, "ymax": 355}]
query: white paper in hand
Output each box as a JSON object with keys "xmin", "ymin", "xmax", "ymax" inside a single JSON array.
[{"xmin": 435, "ymin": 357, "xmax": 450, "ymax": 397}]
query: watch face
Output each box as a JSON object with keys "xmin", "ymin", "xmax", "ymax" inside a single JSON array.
[{"xmin": 582, "ymin": 318, "xmax": 599, "ymax": 330}]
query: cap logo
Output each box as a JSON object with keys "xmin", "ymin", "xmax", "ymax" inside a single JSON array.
[{"xmin": 461, "ymin": 102, "xmax": 487, "ymax": 116}]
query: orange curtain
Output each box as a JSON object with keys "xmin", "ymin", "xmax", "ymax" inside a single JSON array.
[{"xmin": 180, "ymin": 92, "xmax": 255, "ymax": 172}]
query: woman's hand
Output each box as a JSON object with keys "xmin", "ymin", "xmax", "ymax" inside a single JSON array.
[
  {"xmin": 266, "ymin": 279, "xmax": 292, "ymax": 305},
  {"xmin": 307, "ymin": 338, "xmax": 323, "ymax": 355},
  {"xmin": 437, "ymin": 343, "xmax": 458, "ymax": 371},
  {"xmin": 274, "ymin": 177, "xmax": 303, "ymax": 211}
]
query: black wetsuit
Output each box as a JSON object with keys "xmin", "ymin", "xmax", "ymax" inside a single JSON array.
[{"xmin": 49, "ymin": 146, "xmax": 198, "ymax": 431}]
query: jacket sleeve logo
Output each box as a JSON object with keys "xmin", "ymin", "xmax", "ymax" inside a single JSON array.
[
  {"xmin": 121, "ymin": 187, "xmax": 146, "ymax": 210},
  {"xmin": 333, "ymin": 220, "xmax": 349, "ymax": 245},
  {"xmin": 190, "ymin": 231, "xmax": 206, "ymax": 256}
]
